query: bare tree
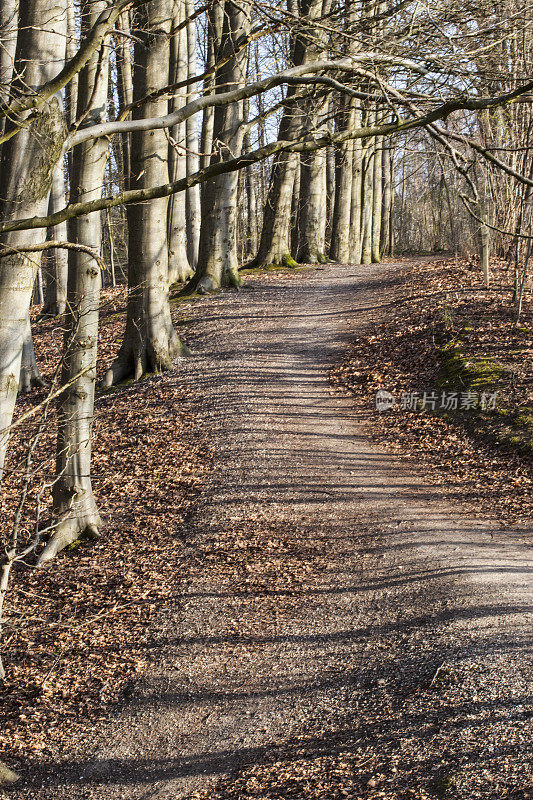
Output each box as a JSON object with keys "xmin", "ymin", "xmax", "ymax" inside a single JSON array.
[
  {"xmin": 183, "ymin": 0, "xmax": 251, "ymax": 292},
  {"xmin": 40, "ymin": 0, "xmax": 111, "ymax": 562},
  {"xmin": 103, "ymin": 0, "xmax": 189, "ymax": 387}
]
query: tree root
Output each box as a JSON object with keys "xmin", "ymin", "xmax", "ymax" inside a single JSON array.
[
  {"xmin": 242, "ymin": 253, "xmax": 299, "ymax": 271},
  {"xmin": 102, "ymin": 332, "xmax": 190, "ymax": 388},
  {"xmin": 37, "ymin": 511, "xmax": 100, "ymax": 565},
  {"xmin": 179, "ymin": 270, "xmax": 242, "ymax": 296},
  {"xmin": 18, "ymin": 364, "xmax": 45, "ymax": 394},
  {"xmin": 169, "ymin": 263, "xmax": 194, "ymax": 286},
  {"xmin": 297, "ymin": 249, "xmax": 328, "ymax": 264},
  {"xmin": 0, "ymin": 761, "xmax": 19, "ymax": 786}
]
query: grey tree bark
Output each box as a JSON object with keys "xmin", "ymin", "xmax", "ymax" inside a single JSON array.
[
  {"xmin": 116, "ymin": 9, "xmax": 133, "ymax": 188},
  {"xmin": 349, "ymin": 105, "xmax": 363, "ymax": 262},
  {"xmin": 19, "ymin": 314, "xmax": 45, "ymax": 393},
  {"xmin": 42, "ymin": 161, "xmax": 69, "ymax": 317},
  {"xmin": 297, "ymin": 127, "xmax": 328, "ymax": 262},
  {"xmin": 295, "ymin": 0, "xmax": 331, "ymax": 264},
  {"xmin": 0, "ymin": 0, "xmax": 67, "ymax": 478},
  {"xmin": 248, "ymin": 0, "xmax": 307, "ymax": 270},
  {"xmin": 39, "ymin": 0, "xmax": 110, "ymax": 563},
  {"xmin": 0, "ymin": 0, "xmax": 18, "ymax": 128},
  {"xmin": 330, "ymin": 104, "xmax": 354, "ymax": 262},
  {"xmin": 371, "ymin": 133, "xmax": 383, "ymax": 263},
  {"xmin": 380, "ymin": 135, "xmax": 393, "ymax": 257},
  {"xmin": 168, "ymin": 0, "xmax": 193, "ymax": 284},
  {"xmin": 360, "ymin": 132, "xmax": 374, "ymax": 264},
  {"xmin": 183, "ymin": 0, "xmax": 250, "ymax": 293},
  {"xmin": 185, "ymin": 0, "xmax": 200, "ymax": 268},
  {"xmin": 103, "ymin": 0, "xmax": 188, "ymax": 387},
  {"xmin": 65, "ymin": 0, "xmax": 78, "ymax": 129}
]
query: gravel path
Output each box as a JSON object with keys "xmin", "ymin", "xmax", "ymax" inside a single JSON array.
[{"xmin": 23, "ymin": 263, "xmax": 532, "ymax": 800}]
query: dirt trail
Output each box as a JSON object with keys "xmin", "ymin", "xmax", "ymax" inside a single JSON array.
[{"xmin": 24, "ymin": 263, "xmax": 532, "ymax": 800}]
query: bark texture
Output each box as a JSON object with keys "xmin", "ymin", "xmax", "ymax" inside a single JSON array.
[
  {"xmin": 39, "ymin": 0, "xmax": 110, "ymax": 563},
  {"xmin": 183, "ymin": 0, "xmax": 250, "ymax": 293},
  {"xmin": 371, "ymin": 134, "xmax": 383, "ymax": 263},
  {"xmin": 0, "ymin": 0, "xmax": 67, "ymax": 478},
  {"xmin": 251, "ymin": 0, "xmax": 329, "ymax": 270},
  {"xmin": 168, "ymin": 0, "xmax": 193, "ymax": 284},
  {"xmin": 184, "ymin": 0, "xmax": 201, "ymax": 269},
  {"xmin": 19, "ymin": 314, "xmax": 44, "ymax": 393},
  {"xmin": 103, "ymin": 0, "xmax": 188, "ymax": 387},
  {"xmin": 349, "ymin": 108, "xmax": 363, "ymax": 262},
  {"xmin": 0, "ymin": 0, "xmax": 18, "ymax": 115},
  {"xmin": 42, "ymin": 161, "xmax": 69, "ymax": 317}
]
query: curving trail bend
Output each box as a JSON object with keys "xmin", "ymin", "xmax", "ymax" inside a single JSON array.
[{"xmin": 27, "ymin": 263, "xmax": 532, "ymax": 800}]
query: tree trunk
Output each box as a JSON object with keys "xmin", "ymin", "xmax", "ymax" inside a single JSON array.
[
  {"xmin": 0, "ymin": 0, "xmax": 67, "ymax": 478},
  {"xmin": 245, "ymin": 158, "xmax": 258, "ymax": 259},
  {"xmin": 349, "ymin": 106, "xmax": 363, "ymax": 262},
  {"xmin": 361, "ymin": 134, "xmax": 374, "ymax": 264},
  {"xmin": 371, "ymin": 133, "xmax": 383, "ymax": 263},
  {"xmin": 253, "ymin": 149, "xmax": 300, "ymax": 269},
  {"xmin": 0, "ymin": 0, "xmax": 18, "ymax": 137},
  {"xmin": 183, "ymin": 0, "xmax": 250, "ymax": 293},
  {"xmin": 380, "ymin": 135, "xmax": 393, "ymax": 257},
  {"xmin": 42, "ymin": 161, "xmax": 69, "ymax": 317},
  {"xmin": 250, "ymin": 0, "xmax": 331, "ymax": 270},
  {"xmin": 297, "ymin": 144, "xmax": 327, "ymax": 263},
  {"xmin": 38, "ymin": 0, "xmax": 110, "ymax": 563},
  {"xmin": 18, "ymin": 315, "xmax": 45, "ymax": 394},
  {"xmin": 65, "ymin": 0, "xmax": 78, "ymax": 129},
  {"xmin": 294, "ymin": 0, "xmax": 331, "ymax": 264},
  {"xmin": 185, "ymin": 0, "xmax": 200, "ymax": 268},
  {"xmin": 116, "ymin": 9, "xmax": 133, "ymax": 189},
  {"xmin": 330, "ymin": 97, "xmax": 355, "ymax": 262},
  {"xmin": 325, "ymin": 138, "xmax": 335, "ymax": 246},
  {"xmin": 168, "ymin": 0, "xmax": 193, "ymax": 284},
  {"xmin": 481, "ymin": 220, "xmax": 490, "ymax": 287},
  {"xmin": 198, "ymin": 2, "xmax": 219, "ymax": 173},
  {"xmin": 103, "ymin": 0, "xmax": 188, "ymax": 387}
]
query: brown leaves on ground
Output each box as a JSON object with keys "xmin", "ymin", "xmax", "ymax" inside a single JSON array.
[
  {"xmin": 330, "ymin": 256, "xmax": 533, "ymax": 527},
  {"xmin": 0, "ymin": 288, "xmax": 210, "ymax": 772}
]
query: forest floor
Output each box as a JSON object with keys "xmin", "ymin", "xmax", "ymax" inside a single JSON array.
[{"xmin": 1, "ymin": 257, "xmax": 532, "ymax": 800}]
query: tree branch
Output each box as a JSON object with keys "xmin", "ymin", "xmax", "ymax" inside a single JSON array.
[
  {"xmin": 0, "ymin": 0, "xmax": 147, "ymax": 122},
  {"xmin": 3, "ymin": 76, "xmax": 533, "ymax": 236}
]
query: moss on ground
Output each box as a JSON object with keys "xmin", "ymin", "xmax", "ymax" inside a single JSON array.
[
  {"xmin": 435, "ymin": 339, "xmax": 532, "ymax": 455},
  {"xmin": 437, "ymin": 340, "xmax": 507, "ymax": 391}
]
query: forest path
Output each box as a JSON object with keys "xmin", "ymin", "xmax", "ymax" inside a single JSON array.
[{"xmin": 31, "ymin": 262, "xmax": 532, "ymax": 799}]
